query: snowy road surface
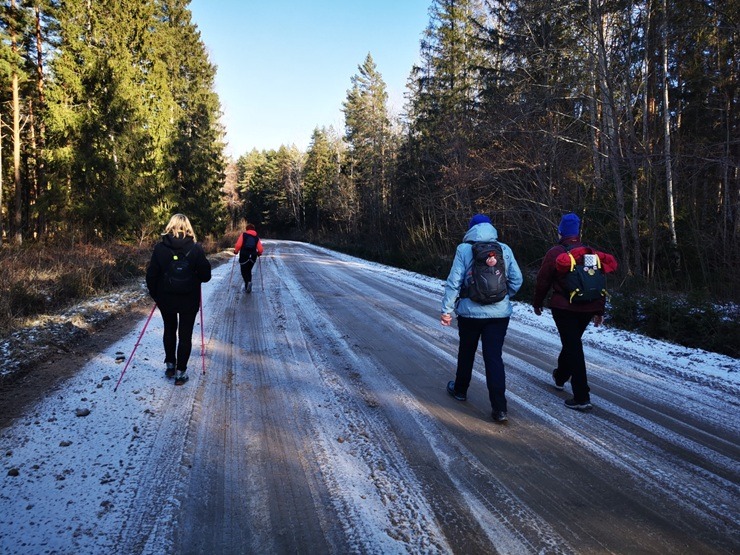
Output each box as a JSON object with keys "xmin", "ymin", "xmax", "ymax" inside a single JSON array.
[{"xmin": 1, "ymin": 240, "xmax": 738, "ymax": 554}]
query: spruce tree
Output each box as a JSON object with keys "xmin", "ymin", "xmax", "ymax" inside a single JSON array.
[
  {"xmin": 1, "ymin": 0, "xmax": 33, "ymax": 244},
  {"xmin": 303, "ymin": 127, "xmax": 337, "ymax": 233},
  {"xmin": 0, "ymin": 1, "xmax": 25, "ymax": 244},
  {"xmin": 342, "ymin": 53, "xmax": 394, "ymax": 243},
  {"xmin": 159, "ymin": 0, "xmax": 226, "ymax": 236}
]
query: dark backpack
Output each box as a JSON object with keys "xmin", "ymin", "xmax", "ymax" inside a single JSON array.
[
  {"xmin": 164, "ymin": 247, "xmax": 198, "ymax": 294},
  {"xmin": 461, "ymin": 241, "xmax": 508, "ymax": 305},
  {"xmin": 561, "ymin": 245, "xmax": 607, "ymax": 303},
  {"xmin": 239, "ymin": 233, "xmax": 259, "ymax": 265}
]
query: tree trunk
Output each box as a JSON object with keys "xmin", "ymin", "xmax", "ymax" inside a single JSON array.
[
  {"xmin": 592, "ymin": 0, "xmax": 630, "ymax": 273},
  {"xmin": 35, "ymin": 4, "xmax": 48, "ymax": 237},
  {"xmin": 13, "ymin": 67, "xmax": 22, "ymax": 246},
  {"xmin": 633, "ymin": 0, "xmax": 656, "ymax": 280},
  {"xmin": 662, "ymin": 0, "xmax": 679, "ymax": 265},
  {"xmin": 28, "ymin": 99, "xmax": 38, "ymax": 239},
  {"xmin": 0, "ymin": 113, "xmax": 4, "ymax": 246},
  {"xmin": 11, "ymin": 0, "xmax": 23, "ymax": 245}
]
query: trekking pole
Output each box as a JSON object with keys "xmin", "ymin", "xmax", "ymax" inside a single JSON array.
[
  {"xmin": 200, "ymin": 286, "xmax": 206, "ymax": 375},
  {"xmin": 259, "ymin": 255, "xmax": 264, "ymax": 291},
  {"xmin": 114, "ymin": 303, "xmax": 157, "ymax": 393}
]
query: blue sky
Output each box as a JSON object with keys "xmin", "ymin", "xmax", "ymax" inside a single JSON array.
[{"xmin": 188, "ymin": 0, "xmax": 431, "ymax": 158}]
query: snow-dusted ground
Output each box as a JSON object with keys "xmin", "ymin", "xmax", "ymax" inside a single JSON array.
[{"xmin": 0, "ymin": 240, "xmax": 738, "ymax": 554}]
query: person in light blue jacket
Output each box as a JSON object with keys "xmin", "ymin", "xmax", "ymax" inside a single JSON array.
[{"xmin": 441, "ymin": 214, "xmax": 523, "ymax": 423}]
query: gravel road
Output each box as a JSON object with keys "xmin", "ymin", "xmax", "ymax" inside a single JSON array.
[{"xmin": 1, "ymin": 240, "xmax": 737, "ymax": 554}]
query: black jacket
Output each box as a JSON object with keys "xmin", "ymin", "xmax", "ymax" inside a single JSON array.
[{"xmin": 146, "ymin": 234, "xmax": 212, "ymax": 314}]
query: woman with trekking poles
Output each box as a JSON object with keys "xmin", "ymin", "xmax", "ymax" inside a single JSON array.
[
  {"xmin": 146, "ymin": 214, "xmax": 211, "ymax": 385},
  {"xmin": 234, "ymin": 222, "xmax": 264, "ymax": 293}
]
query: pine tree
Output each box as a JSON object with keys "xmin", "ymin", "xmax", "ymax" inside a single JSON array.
[
  {"xmin": 1, "ymin": 0, "xmax": 33, "ymax": 244},
  {"xmin": 342, "ymin": 53, "xmax": 395, "ymax": 242},
  {"xmin": 0, "ymin": 0, "xmax": 228, "ymax": 243},
  {"xmin": 221, "ymin": 157, "xmax": 242, "ymax": 230},
  {"xmin": 0, "ymin": 1, "xmax": 24, "ymax": 244},
  {"xmin": 303, "ymin": 126, "xmax": 338, "ymax": 233},
  {"xmin": 237, "ymin": 148, "xmax": 276, "ymax": 229},
  {"xmin": 25, "ymin": 1, "xmax": 57, "ymax": 238},
  {"xmin": 411, "ymin": 0, "xmax": 488, "ymax": 164},
  {"xmin": 273, "ymin": 144, "xmax": 303, "ymax": 230},
  {"xmin": 400, "ymin": 0, "xmax": 489, "ymax": 246}
]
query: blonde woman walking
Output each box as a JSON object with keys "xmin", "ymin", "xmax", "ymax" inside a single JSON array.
[{"xmin": 146, "ymin": 214, "xmax": 211, "ymax": 385}]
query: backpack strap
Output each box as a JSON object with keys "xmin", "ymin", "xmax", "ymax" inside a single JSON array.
[
  {"xmin": 166, "ymin": 245, "xmax": 193, "ymax": 259},
  {"xmin": 567, "ymin": 252, "xmax": 577, "ymax": 272}
]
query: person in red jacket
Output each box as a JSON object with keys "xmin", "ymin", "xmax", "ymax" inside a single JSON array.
[
  {"xmin": 533, "ymin": 213, "xmax": 618, "ymax": 411},
  {"xmin": 234, "ymin": 223, "xmax": 264, "ymax": 293}
]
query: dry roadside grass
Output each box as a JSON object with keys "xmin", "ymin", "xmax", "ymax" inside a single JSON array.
[
  {"xmin": 0, "ymin": 234, "xmax": 233, "ymax": 337},
  {"xmin": 0, "ymin": 242, "xmax": 148, "ymax": 336},
  {"xmin": 0, "ymin": 234, "xmax": 236, "ymax": 390}
]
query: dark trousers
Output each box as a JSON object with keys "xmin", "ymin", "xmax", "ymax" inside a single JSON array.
[
  {"xmin": 239, "ymin": 259, "xmax": 255, "ymax": 286},
  {"xmin": 161, "ymin": 311, "xmax": 197, "ymax": 371},
  {"xmin": 551, "ymin": 308, "xmax": 594, "ymax": 402},
  {"xmin": 455, "ymin": 316, "xmax": 510, "ymax": 412}
]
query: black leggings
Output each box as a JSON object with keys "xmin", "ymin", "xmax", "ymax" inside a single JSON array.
[
  {"xmin": 240, "ymin": 259, "xmax": 255, "ymax": 286},
  {"xmin": 161, "ymin": 311, "xmax": 198, "ymax": 371},
  {"xmin": 551, "ymin": 308, "xmax": 594, "ymax": 402}
]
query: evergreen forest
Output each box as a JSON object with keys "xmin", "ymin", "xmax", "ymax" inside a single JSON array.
[
  {"xmin": 1, "ymin": 0, "xmax": 738, "ymax": 355},
  {"xmin": 0, "ymin": 0, "xmax": 225, "ymax": 243}
]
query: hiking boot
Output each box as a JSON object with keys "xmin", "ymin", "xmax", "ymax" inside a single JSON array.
[
  {"xmin": 174, "ymin": 371, "xmax": 189, "ymax": 386},
  {"xmin": 246, "ymin": 282, "xmax": 252, "ymax": 294},
  {"xmin": 446, "ymin": 380, "xmax": 466, "ymax": 401},
  {"xmin": 492, "ymin": 410, "xmax": 508, "ymax": 423},
  {"xmin": 165, "ymin": 362, "xmax": 176, "ymax": 379},
  {"xmin": 552, "ymin": 369, "xmax": 566, "ymax": 391},
  {"xmin": 564, "ymin": 398, "xmax": 592, "ymax": 411}
]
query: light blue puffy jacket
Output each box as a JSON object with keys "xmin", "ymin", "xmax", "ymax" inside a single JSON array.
[{"xmin": 441, "ymin": 223, "xmax": 523, "ymax": 319}]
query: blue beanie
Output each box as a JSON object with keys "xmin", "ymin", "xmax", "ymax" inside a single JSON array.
[
  {"xmin": 469, "ymin": 214, "xmax": 492, "ymax": 229},
  {"xmin": 558, "ymin": 213, "xmax": 581, "ymax": 237}
]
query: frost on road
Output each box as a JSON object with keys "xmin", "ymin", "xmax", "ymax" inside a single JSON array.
[{"xmin": 1, "ymin": 240, "xmax": 738, "ymax": 554}]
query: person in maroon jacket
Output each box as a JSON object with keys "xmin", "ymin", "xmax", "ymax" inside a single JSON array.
[
  {"xmin": 234, "ymin": 223, "xmax": 264, "ymax": 293},
  {"xmin": 533, "ymin": 213, "xmax": 617, "ymax": 411}
]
